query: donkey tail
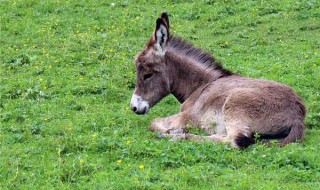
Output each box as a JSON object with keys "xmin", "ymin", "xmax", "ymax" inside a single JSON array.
[{"xmin": 279, "ymin": 120, "xmax": 305, "ymax": 147}]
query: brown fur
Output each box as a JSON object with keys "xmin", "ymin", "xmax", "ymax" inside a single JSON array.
[{"xmin": 130, "ymin": 13, "xmax": 306, "ymax": 148}]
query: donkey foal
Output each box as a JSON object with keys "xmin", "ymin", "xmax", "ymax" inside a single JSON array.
[{"xmin": 130, "ymin": 13, "xmax": 306, "ymax": 148}]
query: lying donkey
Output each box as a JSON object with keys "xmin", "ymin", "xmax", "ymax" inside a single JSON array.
[{"xmin": 130, "ymin": 12, "xmax": 306, "ymax": 148}]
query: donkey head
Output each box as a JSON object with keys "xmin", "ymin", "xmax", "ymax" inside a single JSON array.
[{"xmin": 130, "ymin": 13, "xmax": 171, "ymax": 114}]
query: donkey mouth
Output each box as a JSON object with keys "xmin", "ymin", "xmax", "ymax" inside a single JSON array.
[
  {"xmin": 131, "ymin": 105, "xmax": 149, "ymax": 115},
  {"xmin": 130, "ymin": 94, "xmax": 150, "ymax": 115},
  {"xmin": 133, "ymin": 106, "xmax": 148, "ymax": 115}
]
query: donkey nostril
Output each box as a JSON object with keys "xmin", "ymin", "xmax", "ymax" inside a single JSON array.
[{"xmin": 132, "ymin": 106, "xmax": 137, "ymax": 112}]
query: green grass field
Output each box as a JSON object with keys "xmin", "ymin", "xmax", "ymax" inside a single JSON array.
[{"xmin": 1, "ymin": 0, "xmax": 320, "ymax": 189}]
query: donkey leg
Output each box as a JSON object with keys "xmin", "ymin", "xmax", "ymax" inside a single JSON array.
[
  {"xmin": 187, "ymin": 134, "xmax": 228, "ymax": 143},
  {"xmin": 150, "ymin": 118, "xmax": 172, "ymax": 134},
  {"xmin": 222, "ymin": 120, "xmax": 255, "ymax": 148},
  {"xmin": 150, "ymin": 112, "xmax": 190, "ymax": 134},
  {"xmin": 165, "ymin": 122, "xmax": 254, "ymax": 148},
  {"xmin": 165, "ymin": 133, "xmax": 228, "ymax": 143}
]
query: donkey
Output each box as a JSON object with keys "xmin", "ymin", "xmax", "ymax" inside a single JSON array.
[{"xmin": 130, "ymin": 12, "xmax": 306, "ymax": 148}]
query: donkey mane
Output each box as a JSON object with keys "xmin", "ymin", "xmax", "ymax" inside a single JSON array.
[{"xmin": 168, "ymin": 36, "xmax": 233, "ymax": 77}]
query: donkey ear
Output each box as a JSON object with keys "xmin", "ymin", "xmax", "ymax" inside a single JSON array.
[
  {"xmin": 161, "ymin": 12, "xmax": 170, "ymax": 29},
  {"xmin": 154, "ymin": 18, "xmax": 169, "ymax": 56}
]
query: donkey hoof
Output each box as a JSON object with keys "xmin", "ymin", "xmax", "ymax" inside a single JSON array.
[
  {"xmin": 150, "ymin": 125, "xmax": 156, "ymax": 132},
  {"xmin": 168, "ymin": 128, "xmax": 184, "ymax": 134},
  {"xmin": 168, "ymin": 134, "xmax": 187, "ymax": 142},
  {"xmin": 156, "ymin": 133, "xmax": 167, "ymax": 139}
]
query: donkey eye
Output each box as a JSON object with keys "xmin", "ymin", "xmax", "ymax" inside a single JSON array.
[{"xmin": 143, "ymin": 73, "xmax": 153, "ymax": 80}]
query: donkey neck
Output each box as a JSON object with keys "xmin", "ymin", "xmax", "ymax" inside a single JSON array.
[{"xmin": 165, "ymin": 50, "xmax": 225, "ymax": 103}]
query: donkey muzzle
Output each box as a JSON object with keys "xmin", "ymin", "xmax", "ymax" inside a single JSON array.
[{"xmin": 130, "ymin": 94, "xmax": 150, "ymax": 115}]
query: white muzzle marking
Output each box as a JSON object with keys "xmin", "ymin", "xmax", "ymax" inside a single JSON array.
[{"xmin": 130, "ymin": 94, "xmax": 150, "ymax": 115}]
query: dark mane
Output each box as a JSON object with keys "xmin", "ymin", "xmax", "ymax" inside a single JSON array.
[{"xmin": 168, "ymin": 36, "xmax": 232, "ymax": 77}]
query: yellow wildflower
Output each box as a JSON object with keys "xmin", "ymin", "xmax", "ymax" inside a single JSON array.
[
  {"xmin": 57, "ymin": 148, "xmax": 61, "ymax": 155},
  {"xmin": 67, "ymin": 124, "xmax": 72, "ymax": 130}
]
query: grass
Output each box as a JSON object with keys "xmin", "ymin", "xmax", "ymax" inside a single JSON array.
[{"xmin": 1, "ymin": 0, "xmax": 320, "ymax": 189}]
